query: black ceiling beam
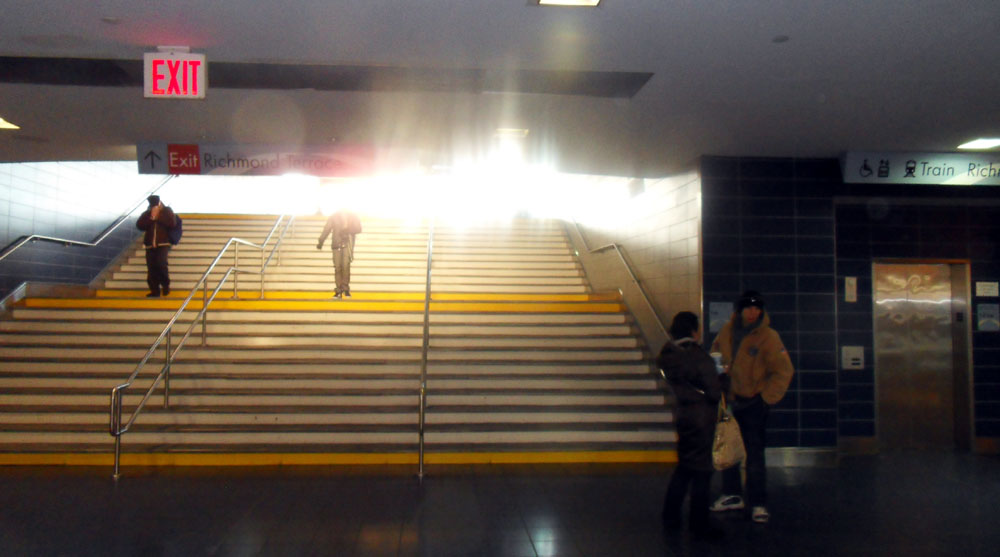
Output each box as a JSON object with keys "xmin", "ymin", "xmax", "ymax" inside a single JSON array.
[{"xmin": 0, "ymin": 56, "xmax": 652, "ymax": 98}]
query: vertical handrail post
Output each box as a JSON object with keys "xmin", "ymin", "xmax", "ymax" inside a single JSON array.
[
  {"xmin": 113, "ymin": 435, "xmax": 121, "ymax": 480},
  {"xmin": 418, "ymin": 217, "xmax": 435, "ymax": 480},
  {"xmin": 260, "ymin": 245, "xmax": 266, "ymax": 299},
  {"xmin": 163, "ymin": 329, "xmax": 171, "ymax": 409},
  {"xmin": 277, "ymin": 217, "xmax": 284, "ymax": 267},
  {"xmin": 201, "ymin": 281, "xmax": 208, "ymax": 346},
  {"xmin": 112, "ymin": 389, "xmax": 122, "ymax": 480},
  {"xmin": 232, "ymin": 243, "xmax": 240, "ymax": 298}
]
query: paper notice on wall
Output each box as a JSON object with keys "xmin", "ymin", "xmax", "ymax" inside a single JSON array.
[
  {"xmin": 845, "ymin": 277, "xmax": 858, "ymax": 303},
  {"xmin": 709, "ymin": 302, "xmax": 733, "ymax": 333},
  {"xmin": 979, "ymin": 304, "xmax": 999, "ymax": 332},
  {"xmin": 975, "ymin": 281, "xmax": 999, "ymax": 297}
]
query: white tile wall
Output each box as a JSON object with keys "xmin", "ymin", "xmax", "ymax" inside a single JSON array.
[{"xmin": 575, "ymin": 172, "xmax": 703, "ymax": 348}]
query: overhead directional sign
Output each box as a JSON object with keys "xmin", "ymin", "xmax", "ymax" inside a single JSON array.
[
  {"xmin": 843, "ymin": 152, "xmax": 1000, "ymax": 186},
  {"xmin": 137, "ymin": 143, "xmax": 377, "ymax": 177}
]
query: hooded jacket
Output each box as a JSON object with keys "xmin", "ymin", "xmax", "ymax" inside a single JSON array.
[
  {"xmin": 657, "ymin": 338, "xmax": 723, "ymax": 470},
  {"xmin": 710, "ymin": 311, "xmax": 794, "ymax": 405}
]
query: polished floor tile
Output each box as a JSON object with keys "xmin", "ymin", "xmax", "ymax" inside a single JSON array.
[{"xmin": 0, "ymin": 453, "xmax": 998, "ymax": 556}]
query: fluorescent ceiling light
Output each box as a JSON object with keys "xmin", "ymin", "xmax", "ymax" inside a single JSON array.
[
  {"xmin": 537, "ymin": 0, "xmax": 601, "ymax": 6},
  {"xmin": 495, "ymin": 128, "xmax": 529, "ymax": 138},
  {"xmin": 0, "ymin": 117, "xmax": 20, "ymax": 130},
  {"xmin": 958, "ymin": 138, "xmax": 1000, "ymax": 150}
]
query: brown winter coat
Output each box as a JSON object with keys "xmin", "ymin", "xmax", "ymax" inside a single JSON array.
[
  {"xmin": 136, "ymin": 205, "xmax": 177, "ymax": 248},
  {"xmin": 710, "ymin": 312, "xmax": 794, "ymax": 405}
]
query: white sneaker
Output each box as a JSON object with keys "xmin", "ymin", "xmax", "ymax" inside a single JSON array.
[
  {"xmin": 709, "ymin": 494, "xmax": 745, "ymax": 512},
  {"xmin": 751, "ymin": 506, "xmax": 770, "ymax": 523}
]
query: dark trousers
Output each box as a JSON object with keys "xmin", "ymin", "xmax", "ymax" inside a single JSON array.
[
  {"xmin": 720, "ymin": 394, "xmax": 770, "ymax": 506},
  {"xmin": 332, "ymin": 247, "xmax": 351, "ymax": 294},
  {"xmin": 145, "ymin": 246, "xmax": 170, "ymax": 294},
  {"xmin": 663, "ymin": 465, "xmax": 712, "ymax": 529}
]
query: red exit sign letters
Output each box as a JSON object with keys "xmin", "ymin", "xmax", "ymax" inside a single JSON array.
[{"xmin": 144, "ymin": 50, "xmax": 207, "ymax": 99}]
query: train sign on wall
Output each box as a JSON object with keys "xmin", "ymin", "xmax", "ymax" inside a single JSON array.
[{"xmin": 843, "ymin": 152, "xmax": 1000, "ymax": 186}]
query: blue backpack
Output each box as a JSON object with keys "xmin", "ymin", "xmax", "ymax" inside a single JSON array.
[{"xmin": 167, "ymin": 216, "xmax": 183, "ymax": 245}]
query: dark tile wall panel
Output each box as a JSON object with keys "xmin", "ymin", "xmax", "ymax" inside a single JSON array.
[
  {"xmin": 701, "ymin": 157, "xmax": 838, "ymax": 448},
  {"xmin": 702, "ymin": 155, "xmax": 1000, "ymax": 449}
]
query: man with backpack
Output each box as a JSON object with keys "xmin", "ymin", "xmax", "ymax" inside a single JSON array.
[
  {"xmin": 136, "ymin": 195, "xmax": 178, "ymax": 298},
  {"xmin": 316, "ymin": 209, "xmax": 361, "ymax": 299}
]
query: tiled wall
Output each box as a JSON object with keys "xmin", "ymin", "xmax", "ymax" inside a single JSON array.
[
  {"xmin": 0, "ymin": 161, "xmax": 163, "ymax": 298},
  {"xmin": 701, "ymin": 155, "xmax": 1000, "ymax": 449},
  {"xmin": 701, "ymin": 157, "xmax": 840, "ymax": 448},
  {"xmin": 575, "ymin": 173, "xmax": 702, "ymax": 350}
]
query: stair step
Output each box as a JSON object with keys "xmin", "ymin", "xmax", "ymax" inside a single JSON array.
[
  {"xmin": 0, "ymin": 431, "xmax": 419, "ymax": 444},
  {"xmin": 0, "ymin": 412, "xmax": 414, "ymax": 426},
  {"xmin": 1, "ymin": 393, "xmax": 422, "ymax": 406},
  {"xmin": 13, "ymin": 305, "xmax": 625, "ymax": 321},
  {"xmin": 0, "ymin": 362, "xmax": 423, "ymax": 375},
  {"xmin": 0, "ymin": 361, "xmax": 649, "ymax": 376},
  {"xmin": 2, "ymin": 320, "xmax": 633, "ymax": 336},
  {"xmin": 0, "ymin": 377, "xmax": 421, "ymax": 389}
]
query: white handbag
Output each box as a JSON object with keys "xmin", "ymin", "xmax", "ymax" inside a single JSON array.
[{"xmin": 712, "ymin": 398, "xmax": 746, "ymax": 471}]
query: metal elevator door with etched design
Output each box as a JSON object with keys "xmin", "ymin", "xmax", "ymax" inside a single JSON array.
[{"xmin": 873, "ymin": 263, "xmax": 954, "ymax": 449}]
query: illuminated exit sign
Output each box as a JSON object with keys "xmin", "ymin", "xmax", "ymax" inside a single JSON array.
[{"xmin": 143, "ymin": 48, "xmax": 206, "ymax": 99}]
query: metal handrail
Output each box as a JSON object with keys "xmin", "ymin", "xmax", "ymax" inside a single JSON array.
[
  {"xmin": 569, "ymin": 220, "xmax": 667, "ymax": 339},
  {"xmin": 417, "ymin": 217, "xmax": 435, "ymax": 480},
  {"xmin": 109, "ymin": 214, "xmax": 295, "ymax": 478},
  {"xmin": 0, "ymin": 176, "xmax": 174, "ymax": 264}
]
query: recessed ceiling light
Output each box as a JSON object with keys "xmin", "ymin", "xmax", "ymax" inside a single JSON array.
[
  {"xmin": 0, "ymin": 117, "xmax": 20, "ymax": 130},
  {"xmin": 496, "ymin": 128, "xmax": 529, "ymax": 138},
  {"xmin": 536, "ymin": 0, "xmax": 601, "ymax": 6},
  {"xmin": 958, "ymin": 138, "xmax": 1000, "ymax": 150}
]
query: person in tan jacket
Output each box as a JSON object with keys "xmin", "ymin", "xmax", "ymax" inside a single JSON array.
[{"xmin": 708, "ymin": 290, "xmax": 794, "ymax": 524}]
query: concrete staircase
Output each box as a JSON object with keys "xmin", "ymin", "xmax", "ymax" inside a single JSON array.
[{"xmin": 0, "ymin": 214, "xmax": 673, "ymax": 466}]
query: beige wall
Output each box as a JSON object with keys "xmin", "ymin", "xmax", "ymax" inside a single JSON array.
[{"xmin": 571, "ymin": 172, "xmax": 702, "ymax": 352}]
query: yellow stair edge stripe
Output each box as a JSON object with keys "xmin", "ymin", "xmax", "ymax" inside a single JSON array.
[
  {"xmin": 95, "ymin": 290, "xmax": 621, "ymax": 303},
  {"xmin": 425, "ymin": 450, "xmax": 676, "ymax": 465},
  {"xmin": 24, "ymin": 298, "xmax": 624, "ymax": 313},
  {"xmin": 0, "ymin": 451, "xmax": 676, "ymax": 467}
]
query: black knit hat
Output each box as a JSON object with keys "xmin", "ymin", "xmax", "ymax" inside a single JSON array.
[
  {"xmin": 736, "ymin": 290, "xmax": 765, "ymax": 312},
  {"xmin": 147, "ymin": 195, "xmax": 160, "ymax": 206}
]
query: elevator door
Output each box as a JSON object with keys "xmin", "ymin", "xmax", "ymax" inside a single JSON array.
[{"xmin": 873, "ymin": 263, "xmax": 955, "ymax": 449}]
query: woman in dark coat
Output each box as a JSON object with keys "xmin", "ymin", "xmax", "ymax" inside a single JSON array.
[{"xmin": 657, "ymin": 311, "xmax": 726, "ymax": 539}]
